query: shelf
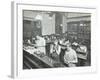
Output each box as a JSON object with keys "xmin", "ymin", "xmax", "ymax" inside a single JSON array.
[{"xmin": 67, "ymin": 21, "xmax": 91, "ymax": 40}]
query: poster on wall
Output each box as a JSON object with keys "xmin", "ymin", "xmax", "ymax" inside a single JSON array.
[{"xmin": 11, "ymin": 1, "xmax": 97, "ymax": 78}]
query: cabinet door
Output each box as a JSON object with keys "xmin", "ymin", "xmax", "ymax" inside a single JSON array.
[
  {"xmin": 23, "ymin": 20, "xmax": 32, "ymax": 39},
  {"xmin": 31, "ymin": 20, "xmax": 42, "ymax": 37},
  {"xmin": 23, "ymin": 20, "xmax": 42, "ymax": 40}
]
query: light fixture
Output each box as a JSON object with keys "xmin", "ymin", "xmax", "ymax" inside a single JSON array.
[
  {"xmin": 80, "ymin": 23, "xmax": 83, "ymax": 26},
  {"xmin": 60, "ymin": 24, "xmax": 63, "ymax": 27},
  {"xmin": 35, "ymin": 14, "xmax": 43, "ymax": 20}
]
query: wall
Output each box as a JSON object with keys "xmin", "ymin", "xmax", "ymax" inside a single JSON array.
[
  {"xmin": 23, "ymin": 11, "xmax": 55, "ymax": 35},
  {"xmin": 62, "ymin": 13, "xmax": 91, "ymax": 32},
  {"xmin": 23, "ymin": 11, "xmax": 90, "ymax": 35},
  {"xmin": 62, "ymin": 15, "xmax": 67, "ymax": 33},
  {"xmin": 42, "ymin": 13, "xmax": 55, "ymax": 35}
]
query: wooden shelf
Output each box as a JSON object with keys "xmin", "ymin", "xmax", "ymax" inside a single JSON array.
[{"xmin": 67, "ymin": 21, "xmax": 91, "ymax": 40}]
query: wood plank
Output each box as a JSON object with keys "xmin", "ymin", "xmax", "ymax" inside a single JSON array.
[{"xmin": 24, "ymin": 55, "xmax": 41, "ymax": 68}]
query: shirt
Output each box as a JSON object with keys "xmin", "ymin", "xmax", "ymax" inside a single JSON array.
[
  {"xmin": 35, "ymin": 36, "xmax": 46, "ymax": 54},
  {"xmin": 64, "ymin": 48, "xmax": 78, "ymax": 64}
]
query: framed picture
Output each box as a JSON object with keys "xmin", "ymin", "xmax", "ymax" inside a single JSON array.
[{"xmin": 11, "ymin": 1, "xmax": 97, "ymax": 78}]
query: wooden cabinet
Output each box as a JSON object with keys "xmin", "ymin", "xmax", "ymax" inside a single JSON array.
[
  {"xmin": 67, "ymin": 21, "xmax": 91, "ymax": 40},
  {"xmin": 23, "ymin": 20, "xmax": 32, "ymax": 39},
  {"xmin": 23, "ymin": 20, "xmax": 42, "ymax": 40}
]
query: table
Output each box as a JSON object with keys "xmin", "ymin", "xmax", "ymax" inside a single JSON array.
[{"xmin": 23, "ymin": 47, "xmax": 65, "ymax": 68}]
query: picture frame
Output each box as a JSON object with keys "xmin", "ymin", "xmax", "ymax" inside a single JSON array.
[{"xmin": 11, "ymin": 1, "xmax": 97, "ymax": 78}]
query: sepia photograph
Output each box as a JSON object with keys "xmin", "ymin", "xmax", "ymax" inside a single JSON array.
[{"xmin": 23, "ymin": 10, "xmax": 91, "ymax": 69}]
